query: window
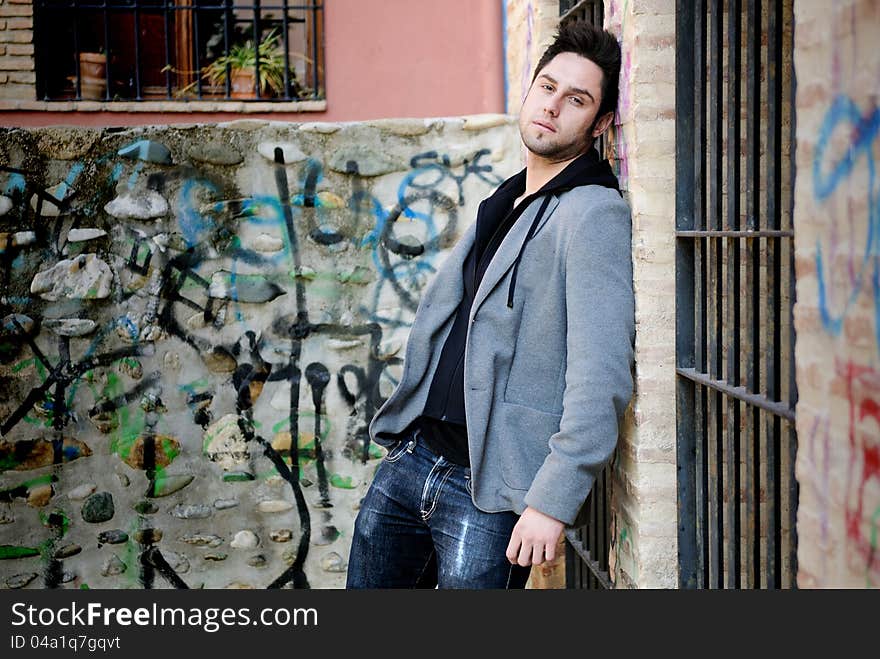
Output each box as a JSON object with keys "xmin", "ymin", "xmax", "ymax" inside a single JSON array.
[{"xmin": 32, "ymin": 1, "xmax": 324, "ymax": 102}]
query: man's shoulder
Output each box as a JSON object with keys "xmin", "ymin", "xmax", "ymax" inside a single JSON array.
[{"xmin": 554, "ymin": 185, "xmax": 631, "ymax": 229}]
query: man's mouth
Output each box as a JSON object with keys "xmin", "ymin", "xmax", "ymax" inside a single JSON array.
[{"xmin": 532, "ymin": 120, "xmax": 556, "ymax": 133}]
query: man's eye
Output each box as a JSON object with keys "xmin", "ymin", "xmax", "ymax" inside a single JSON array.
[
  {"xmin": 542, "ymin": 84, "xmax": 554, "ymax": 91},
  {"xmin": 570, "ymin": 97, "xmax": 583, "ymax": 105}
]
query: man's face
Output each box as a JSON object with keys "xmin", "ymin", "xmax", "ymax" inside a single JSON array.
[{"xmin": 518, "ymin": 52, "xmax": 612, "ymax": 162}]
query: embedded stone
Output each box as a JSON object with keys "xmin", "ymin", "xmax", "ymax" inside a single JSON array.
[
  {"xmin": 231, "ymin": 530, "xmax": 259, "ymax": 549},
  {"xmin": 134, "ymin": 528, "xmax": 162, "ymax": 544},
  {"xmin": 68, "ymin": 483, "xmax": 96, "ymax": 501},
  {"xmin": 292, "ymin": 266, "xmax": 316, "ymax": 280},
  {"xmin": 12, "ymin": 231, "xmax": 36, "ymax": 246},
  {"xmin": 0, "ymin": 437, "xmax": 91, "ymax": 471},
  {"xmin": 97, "ymin": 530, "xmax": 128, "ymax": 545},
  {"xmin": 82, "ymin": 491, "xmax": 114, "ymax": 523},
  {"xmin": 0, "ymin": 509, "xmax": 14, "ymax": 524},
  {"xmin": 2, "ymin": 313, "xmax": 35, "ymax": 335},
  {"xmin": 326, "ymin": 338, "xmax": 363, "ymax": 351},
  {"xmin": 54, "ymin": 544, "xmax": 82, "ymax": 559},
  {"xmin": 30, "ymin": 182, "xmax": 72, "ymax": 217},
  {"xmin": 312, "ymin": 525, "xmax": 340, "ymax": 546},
  {"xmin": 118, "ymin": 358, "xmax": 143, "ymax": 380},
  {"xmin": 371, "ymin": 118, "xmax": 433, "ymax": 137},
  {"xmin": 123, "ymin": 434, "xmax": 180, "ymax": 470},
  {"xmin": 204, "ymin": 414, "xmax": 249, "ymax": 470},
  {"xmin": 134, "ymin": 501, "xmax": 158, "ymax": 515},
  {"xmin": 118, "ymin": 140, "xmax": 172, "ymax": 164},
  {"xmin": 298, "ymin": 122, "xmax": 341, "ymax": 134},
  {"xmin": 257, "ymin": 499, "xmax": 293, "ymax": 513},
  {"xmin": 27, "ymin": 484, "xmax": 53, "ymax": 507},
  {"xmin": 170, "ymin": 504, "xmax": 212, "ymax": 519},
  {"xmin": 269, "ymin": 529, "xmax": 292, "ymax": 543},
  {"xmin": 43, "ymin": 318, "xmax": 97, "ymax": 337},
  {"xmin": 164, "ymin": 551, "xmax": 190, "ymax": 574},
  {"xmin": 204, "ymin": 552, "xmax": 227, "ymax": 561},
  {"xmin": 321, "ymin": 551, "xmax": 346, "ymax": 573},
  {"xmin": 282, "ymin": 548, "xmax": 297, "ymax": 566},
  {"xmin": 257, "ymin": 142, "xmax": 306, "ymax": 164},
  {"xmin": 0, "ymin": 195, "xmax": 12, "ymax": 216},
  {"xmin": 6, "ymin": 572, "xmax": 37, "ymax": 589},
  {"xmin": 104, "ymin": 190, "xmax": 169, "ymax": 220},
  {"xmin": 328, "ymin": 145, "xmax": 402, "ymax": 176},
  {"xmin": 207, "ymin": 271, "xmax": 285, "ymax": 303},
  {"xmin": 202, "ymin": 347, "xmax": 237, "ymax": 373},
  {"xmin": 222, "ymin": 471, "xmax": 254, "ymax": 482},
  {"xmin": 30, "ymin": 254, "xmax": 112, "ymax": 301},
  {"xmin": 188, "ymin": 142, "xmax": 243, "ymax": 166},
  {"xmin": 60, "ymin": 571, "xmax": 76, "ymax": 583},
  {"xmin": 461, "ymin": 114, "xmax": 510, "ymax": 131},
  {"xmin": 146, "ymin": 474, "xmax": 194, "ymax": 498},
  {"xmin": 0, "ymin": 545, "xmax": 40, "ymax": 559},
  {"xmin": 0, "ymin": 232, "xmax": 36, "ymax": 251},
  {"xmin": 252, "ymin": 233, "xmax": 284, "ymax": 252},
  {"xmin": 101, "ymin": 555, "xmax": 126, "ymax": 576},
  {"xmin": 247, "ymin": 554, "xmax": 267, "ymax": 568},
  {"xmin": 116, "ymin": 473, "xmax": 130, "ymax": 487},
  {"xmin": 67, "ymin": 228, "xmax": 107, "ymax": 242},
  {"xmin": 213, "ymin": 498, "xmax": 239, "ymax": 510},
  {"xmin": 180, "ymin": 533, "xmax": 223, "ymax": 547}
]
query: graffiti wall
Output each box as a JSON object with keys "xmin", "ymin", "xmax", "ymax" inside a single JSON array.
[
  {"xmin": 0, "ymin": 117, "xmax": 520, "ymax": 589},
  {"xmin": 794, "ymin": 0, "xmax": 880, "ymax": 587}
]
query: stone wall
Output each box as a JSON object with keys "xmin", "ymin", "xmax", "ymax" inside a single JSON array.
[
  {"xmin": 0, "ymin": 116, "xmax": 521, "ymax": 589},
  {"xmin": 793, "ymin": 0, "xmax": 880, "ymax": 588}
]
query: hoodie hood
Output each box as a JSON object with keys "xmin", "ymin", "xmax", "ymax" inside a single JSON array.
[{"xmin": 498, "ymin": 148, "xmax": 621, "ymax": 308}]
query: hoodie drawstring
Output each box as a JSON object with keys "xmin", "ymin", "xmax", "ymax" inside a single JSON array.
[{"xmin": 507, "ymin": 194, "xmax": 554, "ymax": 309}]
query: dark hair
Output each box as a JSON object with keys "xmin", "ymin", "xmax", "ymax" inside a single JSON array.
[{"xmin": 531, "ymin": 21, "xmax": 621, "ymax": 119}]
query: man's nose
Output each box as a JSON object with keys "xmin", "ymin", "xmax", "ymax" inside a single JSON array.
[{"xmin": 543, "ymin": 93, "xmax": 561, "ymax": 116}]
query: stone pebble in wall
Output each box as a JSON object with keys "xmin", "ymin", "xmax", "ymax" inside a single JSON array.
[
  {"xmin": 104, "ymin": 190, "xmax": 169, "ymax": 220},
  {"xmin": 6, "ymin": 573, "xmax": 38, "ymax": 589},
  {"xmin": 118, "ymin": 140, "xmax": 173, "ymax": 165},
  {"xmin": 67, "ymin": 228, "xmax": 107, "ymax": 242},
  {"xmin": 203, "ymin": 414, "xmax": 250, "ymax": 471},
  {"xmin": 188, "ymin": 142, "xmax": 243, "ymax": 167},
  {"xmin": 0, "ymin": 437, "xmax": 91, "ymax": 471},
  {"xmin": 230, "ymin": 530, "xmax": 259, "ymax": 549},
  {"xmin": 43, "ymin": 318, "xmax": 97, "ymax": 337},
  {"xmin": 97, "ymin": 530, "xmax": 128, "ymax": 545},
  {"xmin": 30, "ymin": 254, "xmax": 113, "ymax": 301},
  {"xmin": 170, "ymin": 504, "xmax": 212, "ymax": 520},
  {"xmin": 81, "ymin": 492, "xmax": 114, "ymax": 524},
  {"xmin": 101, "ymin": 555, "xmax": 126, "ymax": 577}
]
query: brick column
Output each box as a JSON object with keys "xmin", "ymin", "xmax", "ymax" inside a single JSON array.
[
  {"xmin": 605, "ymin": 0, "xmax": 678, "ymax": 589},
  {"xmin": 0, "ymin": 0, "xmax": 35, "ymax": 100}
]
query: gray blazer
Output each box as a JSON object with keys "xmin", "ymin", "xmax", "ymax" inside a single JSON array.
[{"xmin": 368, "ymin": 184, "xmax": 635, "ymax": 527}]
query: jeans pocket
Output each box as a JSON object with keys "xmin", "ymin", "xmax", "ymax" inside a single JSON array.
[{"xmin": 383, "ymin": 438, "xmax": 410, "ymax": 463}]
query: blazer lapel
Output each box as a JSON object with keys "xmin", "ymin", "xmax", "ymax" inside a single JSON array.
[{"xmin": 470, "ymin": 194, "xmax": 560, "ymax": 316}]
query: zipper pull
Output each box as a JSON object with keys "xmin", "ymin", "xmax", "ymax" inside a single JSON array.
[{"xmin": 406, "ymin": 439, "xmax": 416, "ymax": 453}]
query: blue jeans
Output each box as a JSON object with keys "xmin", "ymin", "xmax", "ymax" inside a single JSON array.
[{"xmin": 346, "ymin": 426, "xmax": 532, "ymax": 589}]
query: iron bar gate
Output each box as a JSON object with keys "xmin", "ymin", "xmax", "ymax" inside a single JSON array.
[
  {"xmin": 557, "ymin": 0, "xmax": 614, "ymax": 591},
  {"xmin": 676, "ymin": 0, "xmax": 798, "ymax": 589}
]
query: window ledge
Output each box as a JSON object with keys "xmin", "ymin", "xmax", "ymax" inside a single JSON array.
[{"xmin": 0, "ymin": 99, "xmax": 327, "ymax": 113}]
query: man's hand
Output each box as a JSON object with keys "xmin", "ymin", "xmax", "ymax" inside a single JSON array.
[{"xmin": 506, "ymin": 506, "xmax": 565, "ymax": 566}]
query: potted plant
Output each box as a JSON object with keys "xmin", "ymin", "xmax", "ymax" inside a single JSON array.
[{"xmin": 202, "ymin": 29, "xmax": 287, "ymax": 98}]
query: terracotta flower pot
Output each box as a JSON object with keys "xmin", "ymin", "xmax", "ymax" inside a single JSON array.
[
  {"xmin": 79, "ymin": 52, "xmax": 106, "ymax": 80},
  {"xmin": 230, "ymin": 67, "xmax": 256, "ymax": 98}
]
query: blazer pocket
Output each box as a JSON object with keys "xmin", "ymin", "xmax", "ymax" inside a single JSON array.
[{"xmin": 498, "ymin": 401, "xmax": 562, "ymax": 490}]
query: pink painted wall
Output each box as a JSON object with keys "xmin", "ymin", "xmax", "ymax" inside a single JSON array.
[{"xmin": 1, "ymin": 0, "xmax": 505, "ymax": 127}]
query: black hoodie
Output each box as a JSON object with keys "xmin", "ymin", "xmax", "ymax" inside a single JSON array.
[{"xmin": 409, "ymin": 147, "xmax": 621, "ymax": 466}]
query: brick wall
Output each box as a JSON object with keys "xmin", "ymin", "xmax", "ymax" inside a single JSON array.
[
  {"xmin": 792, "ymin": 0, "xmax": 880, "ymax": 588},
  {"xmin": 0, "ymin": 0, "xmax": 34, "ymax": 100}
]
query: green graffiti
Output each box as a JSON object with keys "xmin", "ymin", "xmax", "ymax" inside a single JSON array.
[
  {"xmin": 0, "ymin": 545, "xmax": 40, "ymax": 559},
  {"xmin": 329, "ymin": 474, "xmax": 355, "ymax": 489}
]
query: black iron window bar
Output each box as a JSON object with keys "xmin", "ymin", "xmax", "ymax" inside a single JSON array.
[
  {"xmin": 33, "ymin": 0, "xmax": 323, "ymax": 102},
  {"xmin": 676, "ymin": 0, "xmax": 798, "ymax": 589},
  {"xmin": 556, "ymin": 0, "xmax": 613, "ymax": 591}
]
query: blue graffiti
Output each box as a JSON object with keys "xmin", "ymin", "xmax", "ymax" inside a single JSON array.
[{"xmin": 814, "ymin": 94, "xmax": 880, "ymax": 346}]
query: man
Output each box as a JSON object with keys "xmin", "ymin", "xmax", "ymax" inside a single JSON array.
[{"xmin": 346, "ymin": 21, "xmax": 634, "ymax": 589}]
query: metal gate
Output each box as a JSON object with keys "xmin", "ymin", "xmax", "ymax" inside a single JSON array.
[{"xmin": 675, "ymin": 0, "xmax": 799, "ymax": 589}]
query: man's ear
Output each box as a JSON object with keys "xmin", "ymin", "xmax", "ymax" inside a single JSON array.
[{"xmin": 591, "ymin": 111, "xmax": 615, "ymax": 138}]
